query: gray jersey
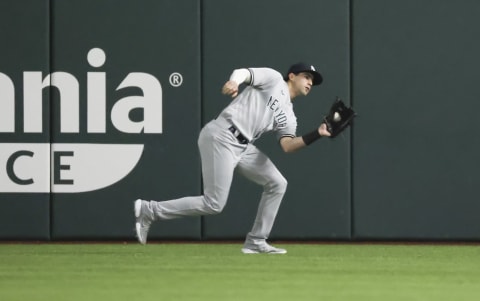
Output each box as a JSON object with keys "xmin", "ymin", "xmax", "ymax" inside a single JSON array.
[{"xmin": 218, "ymin": 68, "xmax": 297, "ymax": 142}]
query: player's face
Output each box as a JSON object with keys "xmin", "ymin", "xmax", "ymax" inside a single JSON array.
[{"xmin": 292, "ymin": 72, "xmax": 314, "ymax": 96}]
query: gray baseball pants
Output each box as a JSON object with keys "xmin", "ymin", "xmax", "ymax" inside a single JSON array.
[{"xmin": 149, "ymin": 118, "xmax": 287, "ymax": 246}]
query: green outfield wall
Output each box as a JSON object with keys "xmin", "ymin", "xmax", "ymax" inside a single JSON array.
[{"xmin": 1, "ymin": 0, "xmax": 479, "ymax": 241}]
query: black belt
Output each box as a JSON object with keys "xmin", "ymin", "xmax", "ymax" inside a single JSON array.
[{"xmin": 228, "ymin": 125, "xmax": 249, "ymax": 144}]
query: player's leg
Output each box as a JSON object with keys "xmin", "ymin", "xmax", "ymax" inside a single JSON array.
[
  {"xmin": 147, "ymin": 121, "xmax": 239, "ymax": 219},
  {"xmin": 236, "ymin": 144, "xmax": 287, "ymax": 253},
  {"xmin": 135, "ymin": 121, "xmax": 241, "ymax": 244}
]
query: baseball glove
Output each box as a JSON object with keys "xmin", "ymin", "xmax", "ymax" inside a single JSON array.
[{"xmin": 323, "ymin": 97, "xmax": 356, "ymax": 138}]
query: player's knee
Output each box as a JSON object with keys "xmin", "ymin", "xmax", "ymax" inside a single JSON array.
[
  {"xmin": 203, "ymin": 195, "xmax": 226, "ymax": 215},
  {"xmin": 277, "ymin": 176, "xmax": 288, "ymax": 193},
  {"xmin": 269, "ymin": 175, "xmax": 288, "ymax": 194},
  {"xmin": 206, "ymin": 204, "xmax": 223, "ymax": 215}
]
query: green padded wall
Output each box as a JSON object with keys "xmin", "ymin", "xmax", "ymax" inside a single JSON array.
[
  {"xmin": 0, "ymin": 0, "xmax": 50, "ymax": 240},
  {"xmin": 49, "ymin": 0, "xmax": 201, "ymax": 239},
  {"xmin": 352, "ymin": 0, "xmax": 480, "ymax": 240},
  {"xmin": 2, "ymin": 0, "xmax": 480, "ymax": 241},
  {"xmin": 201, "ymin": 0, "xmax": 352, "ymax": 240}
]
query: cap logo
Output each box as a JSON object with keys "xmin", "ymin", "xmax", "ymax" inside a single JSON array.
[{"xmin": 310, "ymin": 65, "xmax": 316, "ymax": 71}]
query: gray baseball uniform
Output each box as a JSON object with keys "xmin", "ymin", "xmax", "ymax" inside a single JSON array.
[{"xmin": 148, "ymin": 67, "xmax": 297, "ymax": 248}]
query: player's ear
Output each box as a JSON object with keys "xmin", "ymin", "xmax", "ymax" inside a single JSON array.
[{"xmin": 288, "ymin": 72, "xmax": 295, "ymax": 81}]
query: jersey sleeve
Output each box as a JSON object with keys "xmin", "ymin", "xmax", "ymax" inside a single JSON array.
[
  {"xmin": 248, "ymin": 68, "xmax": 283, "ymax": 89},
  {"xmin": 274, "ymin": 109, "xmax": 297, "ymax": 141}
]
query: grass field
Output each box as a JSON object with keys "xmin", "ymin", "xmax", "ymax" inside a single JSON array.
[{"xmin": 0, "ymin": 242, "xmax": 479, "ymax": 301}]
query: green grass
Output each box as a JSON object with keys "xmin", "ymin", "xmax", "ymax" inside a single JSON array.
[{"xmin": 1, "ymin": 243, "xmax": 479, "ymax": 301}]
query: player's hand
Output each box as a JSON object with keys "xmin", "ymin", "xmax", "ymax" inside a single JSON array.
[
  {"xmin": 319, "ymin": 123, "xmax": 331, "ymax": 137},
  {"xmin": 222, "ymin": 81, "xmax": 239, "ymax": 98}
]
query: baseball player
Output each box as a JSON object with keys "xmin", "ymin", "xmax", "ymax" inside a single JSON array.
[{"xmin": 135, "ymin": 62, "xmax": 331, "ymax": 254}]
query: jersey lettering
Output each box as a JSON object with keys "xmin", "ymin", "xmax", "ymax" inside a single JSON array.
[{"xmin": 267, "ymin": 96, "xmax": 287, "ymax": 128}]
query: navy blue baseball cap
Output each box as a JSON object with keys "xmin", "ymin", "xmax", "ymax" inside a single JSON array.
[{"xmin": 284, "ymin": 62, "xmax": 323, "ymax": 85}]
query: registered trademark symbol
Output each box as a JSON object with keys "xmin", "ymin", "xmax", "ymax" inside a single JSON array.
[{"xmin": 169, "ymin": 72, "xmax": 183, "ymax": 87}]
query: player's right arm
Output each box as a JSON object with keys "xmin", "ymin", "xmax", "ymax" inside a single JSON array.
[{"xmin": 222, "ymin": 69, "xmax": 252, "ymax": 98}]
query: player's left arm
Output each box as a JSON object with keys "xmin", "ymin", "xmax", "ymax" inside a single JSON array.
[{"xmin": 279, "ymin": 123, "xmax": 330, "ymax": 153}]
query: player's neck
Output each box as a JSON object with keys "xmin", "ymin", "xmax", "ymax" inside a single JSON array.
[{"xmin": 287, "ymin": 81, "xmax": 298, "ymax": 100}]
